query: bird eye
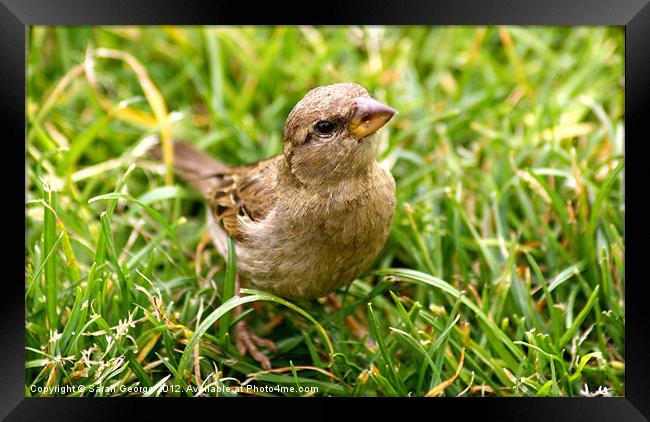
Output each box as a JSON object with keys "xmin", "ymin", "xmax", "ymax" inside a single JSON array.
[{"xmin": 315, "ymin": 120, "xmax": 335, "ymax": 135}]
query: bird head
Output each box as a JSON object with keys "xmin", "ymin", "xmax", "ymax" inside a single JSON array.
[{"xmin": 282, "ymin": 82, "xmax": 396, "ymax": 185}]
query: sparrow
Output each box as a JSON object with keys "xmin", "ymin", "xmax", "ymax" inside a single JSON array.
[{"xmin": 153, "ymin": 82, "xmax": 396, "ymax": 368}]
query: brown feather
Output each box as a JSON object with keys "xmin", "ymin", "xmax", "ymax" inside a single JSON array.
[
  {"xmin": 150, "ymin": 141, "xmax": 233, "ymax": 196},
  {"xmin": 206, "ymin": 156, "xmax": 279, "ymax": 241},
  {"xmin": 150, "ymin": 141, "xmax": 280, "ymax": 241},
  {"xmin": 150, "ymin": 83, "xmax": 397, "ymax": 300}
]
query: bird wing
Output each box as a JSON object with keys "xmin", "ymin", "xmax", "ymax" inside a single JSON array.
[
  {"xmin": 207, "ymin": 155, "xmax": 280, "ymax": 241},
  {"xmin": 150, "ymin": 141, "xmax": 279, "ymax": 242}
]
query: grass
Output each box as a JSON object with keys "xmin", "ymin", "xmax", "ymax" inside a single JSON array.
[{"xmin": 25, "ymin": 26, "xmax": 624, "ymax": 397}]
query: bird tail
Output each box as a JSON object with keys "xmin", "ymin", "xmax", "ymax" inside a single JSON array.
[{"xmin": 150, "ymin": 141, "xmax": 232, "ymax": 196}]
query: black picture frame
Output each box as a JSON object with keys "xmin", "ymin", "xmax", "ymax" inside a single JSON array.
[{"xmin": 6, "ymin": 0, "xmax": 649, "ymax": 420}]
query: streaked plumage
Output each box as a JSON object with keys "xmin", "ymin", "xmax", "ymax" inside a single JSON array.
[{"xmin": 156, "ymin": 83, "xmax": 396, "ymax": 300}]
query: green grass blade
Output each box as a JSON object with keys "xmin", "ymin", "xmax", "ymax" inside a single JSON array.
[
  {"xmin": 43, "ymin": 186, "xmax": 59, "ymax": 331},
  {"xmin": 218, "ymin": 237, "xmax": 237, "ymax": 341},
  {"xmin": 559, "ymin": 285, "xmax": 601, "ymax": 348}
]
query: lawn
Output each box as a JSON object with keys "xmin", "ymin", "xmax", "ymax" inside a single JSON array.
[{"xmin": 25, "ymin": 26, "xmax": 624, "ymax": 397}]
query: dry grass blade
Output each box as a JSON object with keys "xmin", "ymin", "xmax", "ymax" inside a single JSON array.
[
  {"xmin": 32, "ymin": 63, "xmax": 85, "ymax": 126},
  {"xmin": 248, "ymin": 366, "xmax": 340, "ymax": 381},
  {"xmin": 94, "ymin": 47, "xmax": 174, "ymax": 185},
  {"xmin": 84, "ymin": 45, "xmax": 158, "ymax": 129},
  {"xmin": 425, "ymin": 347, "xmax": 465, "ymax": 397}
]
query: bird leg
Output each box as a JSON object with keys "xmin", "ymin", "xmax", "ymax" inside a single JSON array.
[
  {"xmin": 325, "ymin": 293, "xmax": 368, "ymax": 340},
  {"xmin": 233, "ymin": 275, "xmax": 278, "ymax": 370}
]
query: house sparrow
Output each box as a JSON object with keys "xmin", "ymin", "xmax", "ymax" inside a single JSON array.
[{"xmin": 154, "ymin": 82, "xmax": 396, "ymax": 368}]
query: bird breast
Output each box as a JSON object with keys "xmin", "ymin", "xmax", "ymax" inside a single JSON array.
[{"xmin": 220, "ymin": 164, "xmax": 396, "ymax": 300}]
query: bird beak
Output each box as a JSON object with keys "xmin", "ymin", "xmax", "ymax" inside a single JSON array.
[{"xmin": 349, "ymin": 96, "xmax": 397, "ymax": 140}]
